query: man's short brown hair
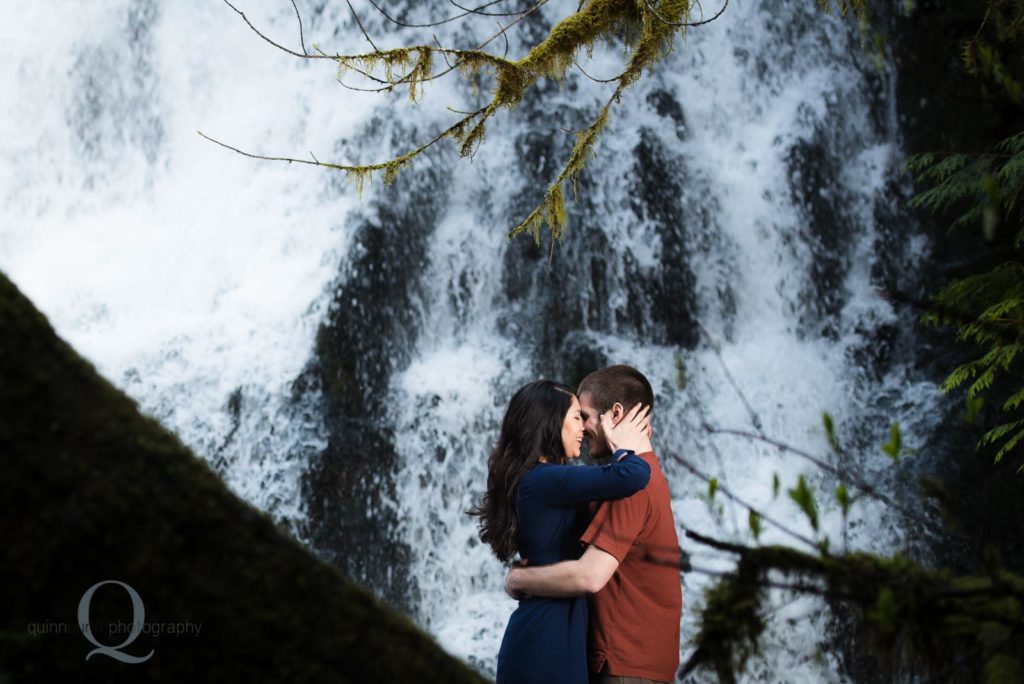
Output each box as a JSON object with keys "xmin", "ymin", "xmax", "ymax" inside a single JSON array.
[{"xmin": 577, "ymin": 365, "xmax": 654, "ymax": 414}]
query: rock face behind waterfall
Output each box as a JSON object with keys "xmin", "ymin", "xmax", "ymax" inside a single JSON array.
[
  {"xmin": 291, "ymin": 3, "xmax": 936, "ymax": 677},
  {"xmin": 0, "ymin": 270, "xmax": 483, "ymax": 683},
  {"xmin": 299, "ymin": 114, "xmax": 455, "ymax": 613}
]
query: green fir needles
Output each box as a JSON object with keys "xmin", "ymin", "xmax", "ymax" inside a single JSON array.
[{"xmin": 912, "ymin": 130, "xmax": 1024, "ymax": 468}]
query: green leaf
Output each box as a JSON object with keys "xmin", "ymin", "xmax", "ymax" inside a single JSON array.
[
  {"xmin": 707, "ymin": 477, "xmax": 718, "ymax": 500},
  {"xmin": 748, "ymin": 511, "xmax": 762, "ymax": 542},
  {"xmin": 772, "ymin": 472, "xmax": 780, "ymax": 499},
  {"xmin": 836, "ymin": 483, "xmax": 850, "ymax": 517},
  {"xmin": 787, "ymin": 475, "xmax": 819, "ymax": 532},
  {"xmin": 881, "ymin": 422, "xmax": 902, "ymax": 462},
  {"xmin": 867, "ymin": 587, "xmax": 898, "ymax": 636},
  {"xmin": 822, "ymin": 412, "xmax": 839, "ymax": 452},
  {"xmin": 674, "ymin": 352, "xmax": 686, "ymax": 389}
]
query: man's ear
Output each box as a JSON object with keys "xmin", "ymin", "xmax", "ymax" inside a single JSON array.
[{"xmin": 610, "ymin": 402, "xmax": 625, "ymax": 424}]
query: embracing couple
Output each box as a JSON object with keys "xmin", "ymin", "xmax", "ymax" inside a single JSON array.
[{"xmin": 472, "ymin": 365, "xmax": 681, "ymax": 684}]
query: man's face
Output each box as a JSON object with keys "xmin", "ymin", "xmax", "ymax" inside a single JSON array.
[{"xmin": 578, "ymin": 391, "xmax": 611, "ymax": 458}]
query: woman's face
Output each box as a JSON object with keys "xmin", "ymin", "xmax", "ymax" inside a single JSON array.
[{"xmin": 561, "ymin": 394, "xmax": 585, "ymax": 460}]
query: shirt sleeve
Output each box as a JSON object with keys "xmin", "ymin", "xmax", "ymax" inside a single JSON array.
[
  {"xmin": 580, "ymin": 486, "xmax": 649, "ymax": 563},
  {"xmin": 529, "ymin": 450, "xmax": 650, "ymax": 508}
]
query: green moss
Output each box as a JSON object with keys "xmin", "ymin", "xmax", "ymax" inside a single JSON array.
[
  {"xmin": 683, "ymin": 539, "xmax": 1024, "ymax": 682},
  {"xmin": 296, "ymin": 0, "xmax": 698, "ymax": 243},
  {"xmin": 0, "ymin": 270, "xmax": 484, "ymax": 683}
]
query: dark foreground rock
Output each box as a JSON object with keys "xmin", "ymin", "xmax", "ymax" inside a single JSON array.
[{"xmin": 0, "ymin": 270, "xmax": 484, "ymax": 683}]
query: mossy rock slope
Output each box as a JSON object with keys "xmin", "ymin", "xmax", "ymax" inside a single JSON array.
[{"xmin": 0, "ymin": 270, "xmax": 484, "ymax": 683}]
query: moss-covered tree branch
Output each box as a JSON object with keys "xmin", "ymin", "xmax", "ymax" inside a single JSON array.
[
  {"xmin": 209, "ymin": 0, "xmax": 717, "ymax": 245},
  {"xmin": 680, "ymin": 528, "xmax": 1024, "ymax": 684}
]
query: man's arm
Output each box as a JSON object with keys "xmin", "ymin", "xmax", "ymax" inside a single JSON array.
[{"xmin": 506, "ymin": 546, "xmax": 620, "ymax": 598}]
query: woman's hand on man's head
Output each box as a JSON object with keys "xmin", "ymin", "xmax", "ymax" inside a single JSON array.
[{"xmin": 601, "ymin": 402, "xmax": 651, "ymax": 454}]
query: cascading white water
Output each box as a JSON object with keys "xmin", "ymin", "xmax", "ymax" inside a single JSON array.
[
  {"xmin": 385, "ymin": 1, "xmax": 941, "ymax": 680},
  {"xmin": 0, "ymin": 0, "xmax": 379, "ymax": 529},
  {"xmin": 1, "ymin": 1, "xmax": 942, "ymax": 681}
]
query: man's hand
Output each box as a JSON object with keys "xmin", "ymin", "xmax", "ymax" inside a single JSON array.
[
  {"xmin": 602, "ymin": 403, "xmax": 652, "ymax": 454},
  {"xmin": 505, "ymin": 560, "xmax": 528, "ymax": 600},
  {"xmin": 503, "ymin": 547, "xmax": 621, "ymax": 598}
]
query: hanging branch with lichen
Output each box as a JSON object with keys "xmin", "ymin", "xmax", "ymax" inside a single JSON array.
[
  {"xmin": 679, "ymin": 527, "xmax": 1024, "ymax": 684},
  {"xmin": 204, "ymin": 0, "xmax": 724, "ymax": 244},
  {"xmin": 660, "ymin": 404, "xmax": 1024, "ymax": 682},
  {"xmin": 621, "ymin": 398, "xmax": 1024, "ymax": 683}
]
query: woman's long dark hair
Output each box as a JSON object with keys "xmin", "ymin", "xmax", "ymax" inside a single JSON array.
[{"xmin": 470, "ymin": 380, "xmax": 574, "ymax": 563}]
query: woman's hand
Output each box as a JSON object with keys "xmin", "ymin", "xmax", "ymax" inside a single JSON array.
[{"xmin": 601, "ymin": 403, "xmax": 652, "ymax": 455}]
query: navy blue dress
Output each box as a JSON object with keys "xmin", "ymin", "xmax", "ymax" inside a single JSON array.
[{"xmin": 496, "ymin": 450, "xmax": 651, "ymax": 684}]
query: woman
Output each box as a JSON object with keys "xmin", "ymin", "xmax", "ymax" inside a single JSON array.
[{"xmin": 471, "ymin": 380, "xmax": 651, "ymax": 684}]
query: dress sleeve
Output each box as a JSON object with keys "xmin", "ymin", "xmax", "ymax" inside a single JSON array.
[{"xmin": 530, "ymin": 450, "xmax": 650, "ymax": 507}]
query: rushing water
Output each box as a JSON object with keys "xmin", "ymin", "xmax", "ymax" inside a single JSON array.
[{"xmin": 1, "ymin": 0, "xmax": 946, "ymax": 680}]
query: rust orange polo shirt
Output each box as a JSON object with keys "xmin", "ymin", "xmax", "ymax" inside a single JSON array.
[{"xmin": 580, "ymin": 450, "xmax": 681, "ymax": 683}]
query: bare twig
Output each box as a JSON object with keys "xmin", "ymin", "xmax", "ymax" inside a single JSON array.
[
  {"xmin": 704, "ymin": 424, "xmax": 963, "ymax": 542},
  {"xmin": 347, "ymin": 0, "xmax": 382, "ymax": 53},
  {"xmin": 696, "ymin": 319, "xmax": 764, "ymax": 434},
  {"xmin": 433, "ymin": 33, "xmax": 457, "ymax": 68},
  {"xmin": 448, "ymin": 0, "xmax": 536, "ymax": 18},
  {"xmin": 365, "ymin": 0, "xmax": 524, "ymax": 28},
  {"xmin": 322, "ymin": 0, "xmax": 535, "ymax": 93},
  {"xmin": 492, "ymin": 18, "xmax": 512, "ymax": 63},
  {"xmin": 643, "ymin": 0, "xmax": 729, "ymax": 28},
  {"xmin": 290, "ymin": 0, "xmax": 308, "ymax": 54},
  {"xmin": 223, "ymin": 0, "xmax": 326, "ymax": 59},
  {"xmin": 573, "ymin": 60, "xmax": 627, "ymax": 84},
  {"xmin": 668, "ymin": 451, "xmax": 821, "ymax": 550},
  {"xmin": 197, "ymin": 104, "xmax": 488, "ymax": 173}
]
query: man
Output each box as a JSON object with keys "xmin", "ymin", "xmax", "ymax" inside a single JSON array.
[{"xmin": 505, "ymin": 365, "xmax": 682, "ymax": 684}]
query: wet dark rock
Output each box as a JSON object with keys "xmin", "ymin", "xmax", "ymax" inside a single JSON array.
[
  {"xmin": 629, "ymin": 127, "xmax": 700, "ymax": 349},
  {"xmin": 786, "ymin": 125, "xmax": 856, "ymax": 342},
  {"xmin": 646, "ymin": 88, "xmax": 687, "ymax": 139},
  {"xmin": 0, "ymin": 270, "xmax": 484, "ymax": 683},
  {"xmin": 300, "ymin": 119, "xmax": 451, "ymax": 612}
]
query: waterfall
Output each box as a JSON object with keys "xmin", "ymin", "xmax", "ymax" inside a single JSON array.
[
  {"xmin": 1, "ymin": 0, "xmax": 946, "ymax": 681},
  {"xmin": 0, "ymin": 0, "xmax": 365, "ymax": 530}
]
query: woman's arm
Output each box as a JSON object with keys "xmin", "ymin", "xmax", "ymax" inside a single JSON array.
[
  {"xmin": 525, "ymin": 402, "xmax": 653, "ymax": 506},
  {"xmin": 541, "ymin": 451, "xmax": 650, "ymax": 506}
]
